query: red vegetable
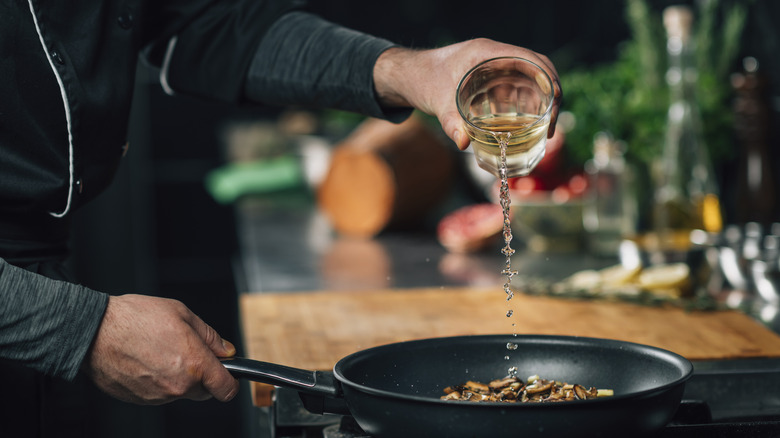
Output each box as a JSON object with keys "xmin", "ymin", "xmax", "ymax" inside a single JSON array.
[{"xmin": 437, "ymin": 203, "xmax": 504, "ymax": 253}]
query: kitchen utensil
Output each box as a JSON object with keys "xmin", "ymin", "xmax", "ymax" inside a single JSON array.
[{"xmin": 223, "ymin": 334, "xmax": 692, "ymax": 438}]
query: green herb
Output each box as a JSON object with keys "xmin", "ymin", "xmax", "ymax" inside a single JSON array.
[{"xmin": 560, "ymin": 0, "xmax": 749, "ymax": 169}]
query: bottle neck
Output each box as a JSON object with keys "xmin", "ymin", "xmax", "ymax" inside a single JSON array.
[{"xmin": 666, "ymin": 35, "xmax": 697, "ymax": 104}]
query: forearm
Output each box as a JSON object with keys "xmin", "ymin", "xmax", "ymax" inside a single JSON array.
[
  {"xmin": 0, "ymin": 258, "xmax": 108, "ymax": 380},
  {"xmin": 243, "ymin": 11, "xmax": 412, "ymax": 122}
]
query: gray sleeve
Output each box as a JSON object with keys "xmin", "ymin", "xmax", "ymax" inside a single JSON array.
[
  {"xmin": 0, "ymin": 258, "xmax": 108, "ymax": 381},
  {"xmin": 243, "ymin": 11, "xmax": 413, "ymax": 123}
]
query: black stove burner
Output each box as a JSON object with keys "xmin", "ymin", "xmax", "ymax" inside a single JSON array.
[
  {"xmin": 660, "ymin": 399, "xmax": 780, "ymax": 437},
  {"xmin": 315, "ymin": 412, "xmax": 780, "ymax": 438},
  {"xmin": 316, "ymin": 408, "xmax": 780, "ymax": 438},
  {"xmin": 267, "ymin": 368, "xmax": 780, "ymax": 438},
  {"xmin": 322, "ymin": 417, "xmax": 368, "ymax": 438},
  {"xmin": 660, "ymin": 422, "xmax": 780, "ymax": 438}
]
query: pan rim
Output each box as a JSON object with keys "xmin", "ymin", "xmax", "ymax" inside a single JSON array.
[{"xmin": 333, "ymin": 334, "xmax": 694, "ymax": 408}]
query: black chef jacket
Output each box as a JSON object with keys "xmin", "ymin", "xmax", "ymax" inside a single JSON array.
[
  {"xmin": 0, "ymin": 0, "xmax": 302, "ymax": 235},
  {"xmin": 1, "ymin": 1, "xmax": 304, "ymax": 435},
  {"xmin": 0, "ymin": 0, "xmax": 404, "ymax": 436}
]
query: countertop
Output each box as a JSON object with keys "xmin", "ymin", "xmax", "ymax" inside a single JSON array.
[
  {"xmin": 232, "ymin": 195, "xmax": 780, "ymax": 362},
  {"xmin": 231, "ymin": 193, "xmax": 780, "ymax": 434},
  {"xmin": 232, "ymin": 196, "xmax": 618, "ymax": 295}
]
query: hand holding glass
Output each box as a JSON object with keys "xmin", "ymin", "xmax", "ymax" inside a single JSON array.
[{"xmin": 456, "ymin": 57, "xmax": 555, "ymax": 178}]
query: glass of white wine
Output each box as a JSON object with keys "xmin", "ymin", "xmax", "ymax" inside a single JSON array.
[{"xmin": 456, "ymin": 57, "xmax": 555, "ymax": 178}]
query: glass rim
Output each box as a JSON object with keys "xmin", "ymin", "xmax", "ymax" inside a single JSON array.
[{"xmin": 455, "ymin": 56, "xmax": 555, "ymax": 139}]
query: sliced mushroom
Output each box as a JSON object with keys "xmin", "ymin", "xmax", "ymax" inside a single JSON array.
[
  {"xmin": 442, "ymin": 375, "xmax": 612, "ymax": 403},
  {"xmin": 441, "ymin": 391, "xmax": 462, "ymax": 400},
  {"xmin": 489, "ymin": 376, "xmax": 520, "ymax": 390},
  {"xmin": 573, "ymin": 384, "xmax": 588, "ymax": 400},
  {"xmin": 525, "ymin": 380, "xmax": 553, "ymax": 395},
  {"xmin": 464, "ymin": 381, "xmax": 490, "ymax": 394},
  {"xmin": 442, "ymin": 386, "xmax": 458, "ymax": 395}
]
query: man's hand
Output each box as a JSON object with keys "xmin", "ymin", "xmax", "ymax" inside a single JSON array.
[
  {"xmin": 373, "ymin": 38, "xmax": 562, "ymax": 151},
  {"xmin": 84, "ymin": 294, "xmax": 239, "ymax": 405}
]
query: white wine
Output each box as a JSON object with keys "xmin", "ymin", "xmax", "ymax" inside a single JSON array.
[
  {"xmin": 465, "ymin": 114, "xmax": 549, "ymax": 178},
  {"xmin": 455, "ymin": 57, "xmax": 553, "ymax": 374},
  {"xmin": 495, "ymin": 134, "xmax": 520, "ymax": 375},
  {"xmin": 465, "ymin": 113, "xmax": 551, "ymax": 372}
]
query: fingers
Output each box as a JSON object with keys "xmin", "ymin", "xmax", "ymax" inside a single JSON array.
[
  {"xmin": 548, "ymin": 101, "xmax": 561, "ymax": 138},
  {"xmin": 200, "ymin": 356, "xmax": 240, "ymax": 402},
  {"xmin": 547, "ymin": 74, "xmax": 563, "ymax": 138},
  {"xmin": 522, "ymin": 52, "xmax": 562, "ymax": 139},
  {"xmin": 183, "ymin": 310, "xmax": 240, "ymax": 402},
  {"xmin": 494, "ymin": 47, "xmax": 562, "ymax": 139}
]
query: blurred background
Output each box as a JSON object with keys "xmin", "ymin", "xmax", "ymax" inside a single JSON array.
[{"xmin": 68, "ymin": 0, "xmax": 780, "ymax": 436}]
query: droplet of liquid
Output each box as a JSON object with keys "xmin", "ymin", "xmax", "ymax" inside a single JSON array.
[
  {"xmin": 504, "ymin": 285, "xmax": 514, "ymax": 301},
  {"xmin": 501, "ymin": 268, "xmax": 518, "ymax": 277},
  {"xmin": 504, "ymin": 355, "xmax": 510, "ymax": 360},
  {"xmin": 506, "ymin": 310, "xmax": 513, "ymax": 317},
  {"xmin": 506, "ymin": 342, "xmax": 518, "ymax": 351},
  {"xmin": 508, "ymin": 366, "xmax": 518, "ymax": 376},
  {"xmin": 496, "ymin": 137, "xmax": 518, "ymax": 332}
]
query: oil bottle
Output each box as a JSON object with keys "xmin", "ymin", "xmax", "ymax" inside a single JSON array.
[{"xmin": 649, "ymin": 5, "xmax": 723, "ymax": 253}]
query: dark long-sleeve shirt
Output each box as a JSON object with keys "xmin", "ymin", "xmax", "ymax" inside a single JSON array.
[
  {"xmin": 0, "ymin": 260, "xmax": 107, "ymax": 380},
  {"xmin": 0, "ymin": 0, "xmax": 408, "ymax": 381}
]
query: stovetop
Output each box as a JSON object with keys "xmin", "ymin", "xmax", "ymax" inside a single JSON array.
[{"xmin": 261, "ymin": 367, "xmax": 780, "ymax": 438}]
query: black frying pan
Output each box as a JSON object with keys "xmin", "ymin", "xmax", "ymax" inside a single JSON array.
[{"xmin": 223, "ymin": 334, "xmax": 693, "ymax": 437}]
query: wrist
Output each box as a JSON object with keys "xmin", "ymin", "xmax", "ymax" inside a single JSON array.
[{"xmin": 373, "ymin": 47, "xmax": 416, "ymax": 108}]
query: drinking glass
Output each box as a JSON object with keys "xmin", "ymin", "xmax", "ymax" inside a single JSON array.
[{"xmin": 456, "ymin": 57, "xmax": 554, "ymax": 178}]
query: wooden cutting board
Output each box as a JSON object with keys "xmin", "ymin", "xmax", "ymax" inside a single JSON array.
[{"xmin": 239, "ymin": 286, "xmax": 780, "ymax": 405}]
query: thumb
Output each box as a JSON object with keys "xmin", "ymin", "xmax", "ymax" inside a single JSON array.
[
  {"xmin": 216, "ymin": 338, "xmax": 237, "ymax": 358},
  {"xmin": 188, "ymin": 313, "xmax": 236, "ymax": 358},
  {"xmin": 440, "ymin": 110, "xmax": 470, "ymax": 151}
]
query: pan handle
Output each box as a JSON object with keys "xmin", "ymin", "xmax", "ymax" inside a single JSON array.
[
  {"xmin": 221, "ymin": 357, "xmax": 321, "ymax": 389},
  {"xmin": 221, "ymin": 357, "xmax": 349, "ymax": 415}
]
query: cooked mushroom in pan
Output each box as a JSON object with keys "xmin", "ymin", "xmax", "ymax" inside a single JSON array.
[{"xmin": 441, "ymin": 374, "xmax": 614, "ymax": 403}]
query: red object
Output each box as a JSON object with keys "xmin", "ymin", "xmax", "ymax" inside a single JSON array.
[
  {"xmin": 534, "ymin": 125, "xmax": 565, "ymax": 175},
  {"xmin": 508, "ymin": 176, "xmax": 544, "ymax": 196},
  {"xmin": 437, "ymin": 203, "xmax": 504, "ymax": 253},
  {"xmin": 567, "ymin": 173, "xmax": 589, "ymax": 197}
]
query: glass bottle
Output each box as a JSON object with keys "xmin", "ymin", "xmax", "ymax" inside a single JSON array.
[
  {"xmin": 650, "ymin": 5, "xmax": 723, "ymax": 253},
  {"xmin": 583, "ymin": 132, "xmax": 634, "ymax": 256}
]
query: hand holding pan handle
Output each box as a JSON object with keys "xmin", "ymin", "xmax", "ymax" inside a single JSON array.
[{"xmin": 221, "ymin": 357, "xmax": 349, "ymax": 414}]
